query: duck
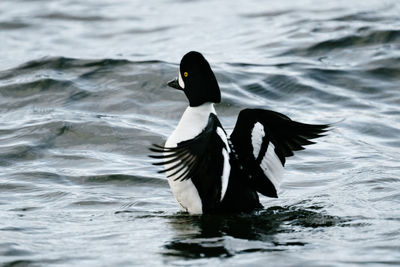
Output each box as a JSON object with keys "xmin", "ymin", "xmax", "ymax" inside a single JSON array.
[{"xmin": 150, "ymin": 51, "xmax": 328, "ymax": 214}]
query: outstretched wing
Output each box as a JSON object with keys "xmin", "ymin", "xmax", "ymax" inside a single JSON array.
[
  {"xmin": 230, "ymin": 108, "xmax": 328, "ymax": 198},
  {"xmin": 149, "ymin": 113, "xmax": 231, "ymax": 212}
]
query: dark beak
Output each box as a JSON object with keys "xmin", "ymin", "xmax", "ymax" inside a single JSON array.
[{"xmin": 167, "ymin": 78, "xmax": 183, "ymax": 90}]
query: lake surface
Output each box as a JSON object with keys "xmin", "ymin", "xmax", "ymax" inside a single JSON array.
[{"xmin": 1, "ymin": 0, "xmax": 400, "ymax": 266}]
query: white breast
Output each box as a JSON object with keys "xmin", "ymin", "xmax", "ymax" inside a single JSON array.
[{"xmin": 165, "ymin": 103, "xmax": 216, "ymax": 214}]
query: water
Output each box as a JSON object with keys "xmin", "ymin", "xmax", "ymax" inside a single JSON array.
[{"xmin": 1, "ymin": 0, "xmax": 400, "ymax": 265}]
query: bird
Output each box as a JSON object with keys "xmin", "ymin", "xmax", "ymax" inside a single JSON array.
[{"xmin": 149, "ymin": 51, "xmax": 328, "ymax": 214}]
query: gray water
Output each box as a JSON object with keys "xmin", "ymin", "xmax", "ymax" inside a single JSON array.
[{"xmin": 1, "ymin": 0, "xmax": 400, "ymax": 266}]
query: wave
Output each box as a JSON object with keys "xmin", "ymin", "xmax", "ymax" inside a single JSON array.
[
  {"xmin": 0, "ymin": 56, "xmax": 165, "ymax": 76},
  {"xmin": 281, "ymin": 29, "xmax": 400, "ymax": 57}
]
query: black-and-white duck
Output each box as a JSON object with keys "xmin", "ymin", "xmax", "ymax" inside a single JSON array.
[{"xmin": 150, "ymin": 51, "xmax": 328, "ymax": 214}]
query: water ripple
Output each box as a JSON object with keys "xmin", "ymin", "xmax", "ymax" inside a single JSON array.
[{"xmin": 1, "ymin": 0, "xmax": 400, "ymax": 265}]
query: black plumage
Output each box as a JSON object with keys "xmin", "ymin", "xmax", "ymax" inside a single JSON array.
[
  {"xmin": 149, "ymin": 51, "xmax": 329, "ymax": 214},
  {"xmin": 150, "ymin": 109, "xmax": 328, "ymax": 213},
  {"xmin": 150, "ymin": 113, "xmax": 228, "ymax": 213},
  {"xmin": 230, "ymin": 108, "xmax": 329, "ymax": 198}
]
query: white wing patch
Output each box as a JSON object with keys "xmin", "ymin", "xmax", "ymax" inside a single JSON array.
[
  {"xmin": 251, "ymin": 122, "xmax": 265, "ymax": 159},
  {"xmin": 251, "ymin": 122, "xmax": 284, "ymax": 191},
  {"xmin": 216, "ymin": 127, "xmax": 231, "ymax": 201},
  {"xmin": 260, "ymin": 142, "xmax": 284, "ymax": 190}
]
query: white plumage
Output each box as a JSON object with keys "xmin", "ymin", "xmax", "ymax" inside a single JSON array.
[
  {"xmin": 151, "ymin": 51, "xmax": 328, "ymax": 214},
  {"xmin": 251, "ymin": 122, "xmax": 284, "ymax": 191},
  {"xmin": 216, "ymin": 127, "xmax": 231, "ymax": 201},
  {"xmin": 164, "ymin": 103, "xmax": 226, "ymax": 214},
  {"xmin": 251, "ymin": 122, "xmax": 264, "ymax": 159},
  {"xmin": 260, "ymin": 142, "xmax": 284, "ymax": 191}
]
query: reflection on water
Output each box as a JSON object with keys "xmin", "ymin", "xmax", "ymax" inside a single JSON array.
[{"xmin": 164, "ymin": 206, "xmax": 347, "ymax": 259}]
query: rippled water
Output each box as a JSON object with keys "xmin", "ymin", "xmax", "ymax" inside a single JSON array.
[{"xmin": 1, "ymin": 0, "xmax": 400, "ymax": 266}]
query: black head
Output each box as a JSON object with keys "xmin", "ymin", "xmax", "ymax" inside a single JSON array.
[{"xmin": 168, "ymin": 51, "xmax": 221, "ymax": 107}]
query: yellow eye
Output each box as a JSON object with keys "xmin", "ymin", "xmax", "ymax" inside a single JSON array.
[{"xmin": 184, "ymin": 72, "xmax": 188, "ymax": 77}]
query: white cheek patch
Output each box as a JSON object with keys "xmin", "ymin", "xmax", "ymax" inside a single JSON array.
[{"xmin": 178, "ymin": 71, "xmax": 185, "ymax": 89}]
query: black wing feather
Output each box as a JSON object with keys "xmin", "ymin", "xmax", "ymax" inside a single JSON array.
[
  {"xmin": 230, "ymin": 108, "xmax": 328, "ymax": 197},
  {"xmin": 149, "ymin": 113, "xmax": 228, "ymax": 213}
]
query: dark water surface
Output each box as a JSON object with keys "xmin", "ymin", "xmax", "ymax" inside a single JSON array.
[{"xmin": 1, "ymin": 0, "xmax": 400, "ymax": 266}]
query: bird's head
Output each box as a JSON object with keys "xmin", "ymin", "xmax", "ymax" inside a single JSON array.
[{"xmin": 168, "ymin": 51, "xmax": 221, "ymax": 107}]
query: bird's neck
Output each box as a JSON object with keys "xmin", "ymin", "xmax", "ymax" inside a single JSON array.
[
  {"xmin": 167, "ymin": 103, "xmax": 216, "ymax": 144},
  {"xmin": 184, "ymin": 102, "xmax": 216, "ymax": 117}
]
